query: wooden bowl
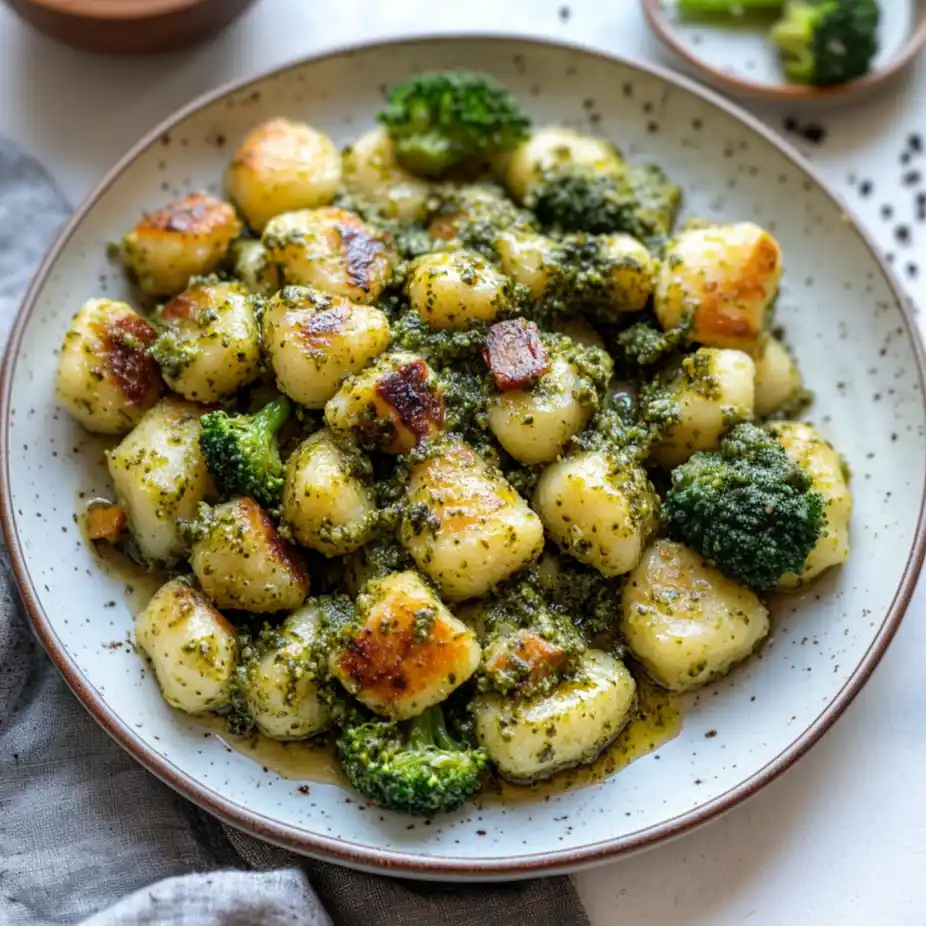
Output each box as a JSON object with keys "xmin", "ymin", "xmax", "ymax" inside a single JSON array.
[
  {"xmin": 643, "ymin": 0, "xmax": 926, "ymax": 101},
  {"xmin": 3, "ymin": 0, "xmax": 256, "ymax": 54}
]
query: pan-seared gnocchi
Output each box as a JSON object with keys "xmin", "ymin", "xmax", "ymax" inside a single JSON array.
[
  {"xmin": 655, "ymin": 222, "xmax": 782, "ymax": 355},
  {"xmin": 646, "ymin": 347, "xmax": 756, "ymax": 469},
  {"xmin": 281, "ymin": 429, "xmax": 377, "ymax": 556},
  {"xmin": 262, "ymin": 285, "xmax": 391, "ymax": 408},
  {"xmin": 330, "ymin": 570, "xmax": 481, "ymax": 719},
  {"xmin": 135, "ymin": 578, "xmax": 238, "ymax": 714},
  {"xmin": 262, "ymin": 206, "xmax": 395, "ymax": 303},
  {"xmin": 150, "ymin": 279, "xmax": 262, "ymax": 402},
  {"xmin": 407, "ymin": 249, "xmax": 516, "ymax": 331},
  {"xmin": 55, "ymin": 298, "xmax": 161, "ymax": 434},
  {"xmin": 399, "ymin": 440, "xmax": 544, "ymax": 601},
  {"xmin": 239, "ymin": 602, "xmax": 335, "ymax": 740},
  {"xmin": 226, "ymin": 118, "xmax": 342, "ymax": 232},
  {"xmin": 122, "ymin": 193, "xmax": 241, "ymax": 296},
  {"xmin": 106, "ymin": 397, "xmax": 214, "ymax": 566},
  {"xmin": 190, "ymin": 497, "xmax": 309, "ymax": 613},
  {"xmin": 60, "ymin": 72, "xmax": 852, "ymax": 818},
  {"xmin": 621, "ymin": 540, "xmax": 770, "ymax": 692}
]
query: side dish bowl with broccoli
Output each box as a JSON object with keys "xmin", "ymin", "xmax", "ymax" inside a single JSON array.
[{"xmin": 56, "ymin": 67, "xmax": 853, "ymax": 819}]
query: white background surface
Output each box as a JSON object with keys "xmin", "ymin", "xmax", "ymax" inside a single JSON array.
[{"xmin": 2, "ymin": 1, "xmax": 925, "ymax": 923}]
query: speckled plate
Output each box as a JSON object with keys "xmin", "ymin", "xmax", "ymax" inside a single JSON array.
[
  {"xmin": 644, "ymin": 0, "xmax": 926, "ymax": 101},
  {"xmin": 2, "ymin": 36, "xmax": 925, "ymax": 880}
]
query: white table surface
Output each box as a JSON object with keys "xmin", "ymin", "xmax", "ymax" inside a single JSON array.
[{"xmin": 3, "ymin": 1, "xmax": 925, "ymax": 923}]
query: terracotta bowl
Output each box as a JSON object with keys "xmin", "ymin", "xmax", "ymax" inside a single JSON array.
[
  {"xmin": 643, "ymin": 0, "xmax": 926, "ymax": 102},
  {"xmin": 3, "ymin": 0, "xmax": 256, "ymax": 54}
]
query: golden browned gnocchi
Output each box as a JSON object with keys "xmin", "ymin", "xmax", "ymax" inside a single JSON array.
[
  {"xmin": 399, "ymin": 440, "xmax": 544, "ymax": 601},
  {"xmin": 226, "ymin": 118, "xmax": 342, "ymax": 231},
  {"xmin": 122, "ymin": 193, "xmax": 241, "ymax": 296},
  {"xmin": 505, "ymin": 127, "xmax": 624, "ymax": 202},
  {"xmin": 473, "ymin": 650, "xmax": 637, "ymax": 782},
  {"xmin": 61, "ymin": 73, "xmax": 853, "ymax": 819},
  {"xmin": 262, "ymin": 206, "xmax": 395, "ymax": 303},
  {"xmin": 407, "ymin": 249, "xmax": 516, "ymax": 331},
  {"xmin": 621, "ymin": 540, "xmax": 770, "ymax": 691},
  {"xmin": 330, "ymin": 570, "xmax": 481, "ymax": 719},
  {"xmin": 534, "ymin": 450, "xmax": 659, "ymax": 577},
  {"xmin": 106, "ymin": 397, "xmax": 214, "ymax": 566},
  {"xmin": 135, "ymin": 578, "xmax": 237, "ymax": 714},
  {"xmin": 190, "ymin": 497, "xmax": 309, "ymax": 613},
  {"xmin": 261, "ymin": 285, "xmax": 391, "ymax": 408},
  {"xmin": 324, "ymin": 351, "xmax": 445, "ymax": 454},
  {"xmin": 343, "ymin": 126, "xmax": 431, "ymax": 222},
  {"xmin": 280, "ymin": 429, "xmax": 377, "ymax": 556},
  {"xmin": 151, "ymin": 279, "xmax": 262, "ymax": 402},
  {"xmin": 655, "ymin": 222, "xmax": 782, "ymax": 354},
  {"xmin": 648, "ymin": 347, "xmax": 756, "ymax": 469},
  {"xmin": 769, "ymin": 421, "xmax": 852, "ymax": 588},
  {"xmin": 55, "ymin": 298, "xmax": 161, "ymax": 434}
]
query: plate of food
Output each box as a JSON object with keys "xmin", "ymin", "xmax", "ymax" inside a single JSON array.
[
  {"xmin": 3, "ymin": 36, "xmax": 924, "ymax": 878},
  {"xmin": 643, "ymin": 0, "xmax": 926, "ymax": 100}
]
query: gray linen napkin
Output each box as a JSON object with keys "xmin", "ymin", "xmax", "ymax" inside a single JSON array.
[{"xmin": 0, "ymin": 138, "xmax": 591, "ymax": 926}]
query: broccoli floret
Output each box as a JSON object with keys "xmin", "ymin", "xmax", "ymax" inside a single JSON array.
[
  {"xmin": 665, "ymin": 422, "xmax": 825, "ymax": 590},
  {"xmin": 378, "ymin": 70, "xmax": 530, "ymax": 176},
  {"xmin": 338, "ymin": 705, "xmax": 487, "ymax": 815},
  {"xmin": 771, "ymin": 0, "xmax": 879, "ymax": 86},
  {"xmin": 198, "ymin": 397, "xmax": 291, "ymax": 506},
  {"xmin": 527, "ymin": 163, "xmax": 680, "ymax": 250}
]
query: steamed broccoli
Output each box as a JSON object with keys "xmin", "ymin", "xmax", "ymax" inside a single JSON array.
[
  {"xmin": 527, "ymin": 163, "xmax": 680, "ymax": 250},
  {"xmin": 771, "ymin": 0, "xmax": 879, "ymax": 86},
  {"xmin": 378, "ymin": 70, "xmax": 530, "ymax": 176},
  {"xmin": 198, "ymin": 396, "xmax": 291, "ymax": 506},
  {"xmin": 665, "ymin": 423, "xmax": 824, "ymax": 590},
  {"xmin": 338, "ymin": 705, "xmax": 487, "ymax": 815},
  {"xmin": 678, "ymin": 0, "xmax": 784, "ymax": 17}
]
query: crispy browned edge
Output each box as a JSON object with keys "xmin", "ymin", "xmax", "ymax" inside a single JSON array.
[
  {"xmin": 642, "ymin": 0, "xmax": 926, "ymax": 102},
  {"xmin": 1, "ymin": 35, "xmax": 924, "ymax": 881}
]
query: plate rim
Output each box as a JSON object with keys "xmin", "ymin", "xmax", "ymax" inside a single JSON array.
[{"xmin": 3, "ymin": 33, "xmax": 925, "ymax": 879}]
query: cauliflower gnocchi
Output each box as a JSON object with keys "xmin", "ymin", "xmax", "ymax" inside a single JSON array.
[
  {"xmin": 622, "ymin": 540, "xmax": 770, "ymax": 692},
  {"xmin": 226, "ymin": 118, "xmax": 342, "ymax": 231},
  {"xmin": 122, "ymin": 192, "xmax": 241, "ymax": 296},
  {"xmin": 151, "ymin": 279, "xmax": 262, "ymax": 402},
  {"xmin": 263, "ymin": 207, "xmax": 394, "ymax": 303},
  {"xmin": 262, "ymin": 285, "xmax": 391, "ymax": 408},
  {"xmin": 60, "ymin": 72, "xmax": 853, "ymax": 818},
  {"xmin": 55, "ymin": 298, "xmax": 161, "ymax": 434}
]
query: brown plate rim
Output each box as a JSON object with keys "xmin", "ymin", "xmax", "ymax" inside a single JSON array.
[
  {"xmin": 2, "ymin": 33, "xmax": 925, "ymax": 880},
  {"xmin": 642, "ymin": 0, "xmax": 926, "ymax": 101}
]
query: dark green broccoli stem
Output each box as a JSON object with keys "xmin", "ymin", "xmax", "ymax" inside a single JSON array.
[
  {"xmin": 770, "ymin": 0, "xmax": 879, "ymax": 86},
  {"xmin": 678, "ymin": 0, "xmax": 783, "ymax": 17}
]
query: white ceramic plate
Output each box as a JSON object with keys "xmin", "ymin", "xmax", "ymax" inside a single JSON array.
[{"xmin": 3, "ymin": 36, "xmax": 925, "ymax": 880}]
